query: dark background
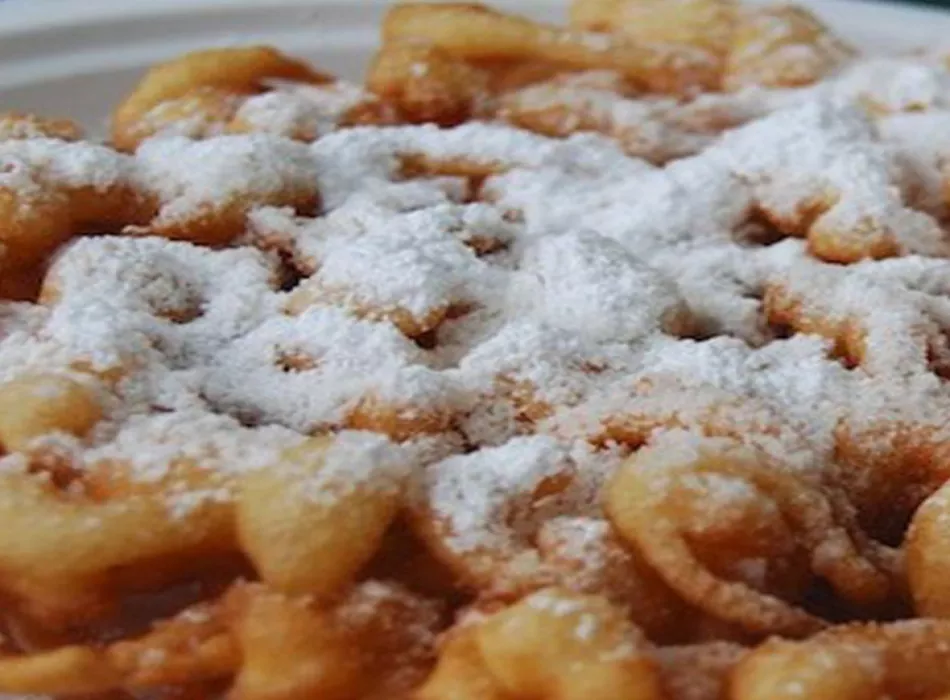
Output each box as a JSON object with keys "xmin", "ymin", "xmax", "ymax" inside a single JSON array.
[{"xmin": 899, "ymin": 0, "xmax": 950, "ymax": 6}]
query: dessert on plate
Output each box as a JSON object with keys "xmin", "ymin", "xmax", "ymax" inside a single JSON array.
[{"xmin": 3, "ymin": 1, "xmax": 950, "ymax": 698}]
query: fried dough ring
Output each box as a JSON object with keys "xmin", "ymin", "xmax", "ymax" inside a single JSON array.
[
  {"xmin": 383, "ymin": 3, "xmax": 719, "ymax": 95},
  {"xmin": 0, "ymin": 596, "xmax": 234, "ymax": 696},
  {"xmin": 836, "ymin": 420, "xmax": 950, "ymax": 545},
  {"xmin": 764, "ymin": 279, "xmax": 873, "ymax": 372},
  {"xmin": 0, "ymin": 121, "xmax": 150, "ymax": 276},
  {"xmin": 0, "ymin": 186, "xmax": 74, "ymax": 273},
  {"xmin": 568, "ymin": 0, "xmax": 853, "ymax": 93},
  {"xmin": 407, "ymin": 435, "xmax": 588, "ymax": 598},
  {"xmin": 285, "ymin": 280, "xmax": 453, "ymax": 340},
  {"xmin": 724, "ymin": 5, "xmax": 856, "ymax": 91},
  {"xmin": 235, "ymin": 435, "xmax": 408, "ymax": 598},
  {"xmin": 0, "ymin": 457, "xmax": 235, "ymax": 627},
  {"xmin": 731, "ymin": 620, "xmax": 950, "ymax": 700},
  {"xmin": 416, "ymin": 588, "xmax": 662, "ymax": 700},
  {"xmin": 366, "ymin": 42, "xmax": 494, "ymax": 126},
  {"xmin": 576, "ymin": 380, "xmax": 815, "ymax": 463},
  {"xmin": 0, "ymin": 580, "xmax": 441, "ymax": 700},
  {"xmin": 761, "ymin": 254, "xmax": 950, "ymax": 377},
  {"xmin": 535, "ymin": 516, "xmax": 697, "ymax": 644},
  {"xmin": 495, "ymin": 75, "xmax": 686, "ymax": 164},
  {"xmin": 606, "ymin": 432, "xmax": 894, "ymax": 638},
  {"xmin": 204, "ymin": 307, "xmax": 457, "ymax": 440},
  {"xmin": 652, "ymin": 642, "xmax": 747, "ymax": 700},
  {"xmin": 569, "ymin": 0, "xmax": 737, "ymax": 68},
  {"xmin": 0, "ymin": 432, "xmax": 406, "ymax": 628},
  {"xmin": 562, "ymin": 379, "xmax": 902, "ymax": 590},
  {"xmin": 0, "ymin": 372, "xmax": 104, "ymax": 453},
  {"xmin": 112, "ymin": 47, "xmax": 332, "ymax": 151},
  {"xmin": 228, "ymin": 581, "xmax": 441, "ymax": 700},
  {"xmin": 346, "ymin": 390, "xmax": 457, "ymax": 441},
  {"xmin": 715, "ymin": 103, "xmax": 946, "ymax": 263},
  {"xmin": 907, "ymin": 479, "xmax": 950, "ymax": 617},
  {"xmin": 366, "ymin": 39, "xmax": 578, "ymax": 127},
  {"xmin": 134, "ymin": 133, "xmax": 320, "ymax": 245}
]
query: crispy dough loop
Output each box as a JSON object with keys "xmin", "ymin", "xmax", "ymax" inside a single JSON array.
[
  {"xmin": 0, "ymin": 430, "xmax": 405, "ymax": 629},
  {"xmin": 494, "ymin": 73, "xmax": 682, "ymax": 164},
  {"xmin": 605, "ymin": 431, "xmax": 895, "ymax": 638},
  {"xmin": 0, "ymin": 187, "xmax": 74, "ymax": 273},
  {"xmin": 107, "ymin": 599, "xmax": 236, "ymax": 688},
  {"xmin": 724, "ymin": 4, "xmax": 856, "ymax": 91},
  {"xmin": 0, "ymin": 373, "xmax": 104, "ymax": 453},
  {"xmin": 907, "ymin": 479, "xmax": 950, "ymax": 617},
  {"xmin": 111, "ymin": 46, "xmax": 332, "ymax": 151},
  {"xmin": 365, "ymin": 40, "xmax": 574, "ymax": 127},
  {"xmin": 732, "ymin": 620, "xmax": 950, "ymax": 700},
  {"xmin": 568, "ymin": 0, "xmax": 854, "ymax": 93},
  {"xmin": 133, "ymin": 131, "xmax": 320, "ymax": 245},
  {"xmin": 835, "ymin": 420, "xmax": 950, "ymax": 546},
  {"xmin": 0, "ymin": 456, "xmax": 235, "ymax": 628},
  {"xmin": 231, "ymin": 580, "xmax": 443, "ymax": 700},
  {"xmin": 366, "ymin": 41, "xmax": 494, "ymax": 126},
  {"xmin": 3, "ymin": 3, "xmax": 950, "ymax": 697},
  {"xmin": 236, "ymin": 434, "xmax": 409, "ymax": 599},
  {"xmin": 0, "ymin": 580, "xmax": 442, "ymax": 700},
  {"xmin": 653, "ymin": 642, "xmax": 748, "ymax": 700},
  {"xmin": 417, "ymin": 588, "xmax": 663, "ymax": 700},
  {"xmin": 0, "ymin": 122, "xmax": 151, "ymax": 280},
  {"xmin": 382, "ymin": 3, "xmax": 720, "ymax": 95},
  {"xmin": 569, "ymin": 0, "xmax": 738, "ymax": 68},
  {"xmin": 534, "ymin": 516, "xmax": 698, "ymax": 644},
  {"xmin": 763, "ymin": 255, "xmax": 950, "ymax": 378},
  {"xmin": 0, "ymin": 646, "xmax": 122, "ymax": 696},
  {"xmin": 406, "ymin": 436, "xmax": 597, "ymax": 599},
  {"xmin": 0, "ymin": 595, "xmax": 236, "ymax": 696},
  {"xmin": 285, "ymin": 281, "xmax": 453, "ymax": 340}
]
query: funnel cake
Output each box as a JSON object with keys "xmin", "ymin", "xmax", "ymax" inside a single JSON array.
[{"xmin": 4, "ymin": 0, "xmax": 950, "ymax": 698}]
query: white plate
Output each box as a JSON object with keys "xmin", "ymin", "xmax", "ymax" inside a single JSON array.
[{"xmin": 1, "ymin": 0, "xmax": 950, "ymax": 132}]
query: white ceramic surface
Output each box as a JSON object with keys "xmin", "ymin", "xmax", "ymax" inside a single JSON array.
[{"xmin": 1, "ymin": 0, "xmax": 950, "ymax": 132}]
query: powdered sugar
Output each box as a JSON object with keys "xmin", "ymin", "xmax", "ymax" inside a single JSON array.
[
  {"xmin": 829, "ymin": 58, "xmax": 950, "ymax": 113},
  {"xmin": 876, "ymin": 110, "xmax": 950, "ymax": 218},
  {"xmin": 202, "ymin": 307, "xmax": 453, "ymax": 433},
  {"xmin": 234, "ymin": 80, "xmax": 382, "ymax": 140},
  {"xmin": 295, "ymin": 430, "xmax": 409, "ymax": 505},
  {"xmin": 135, "ymin": 133, "xmax": 318, "ymax": 225},
  {"xmin": 41, "ymin": 235, "xmax": 281, "ymax": 370},
  {"xmin": 499, "ymin": 72, "xmax": 799, "ymax": 164},
  {"xmin": 709, "ymin": 98, "xmax": 949, "ymax": 257},
  {"xmin": 765, "ymin": 238, "xmax": 950, "ymax": 377},
  {"xmin": 513, "ymin": 230, "xmax": 690, "ymax": 343},
  {"xmin": 420, "ymin": 435, "xmax": 605, "ymax": 558},
  {"xmin": 6, "ymin": 38, "xmax": 950, "ymax": 596},
  {"xmin": 499, "ymin": 75, "xmax": 702, "ymax": 163},
  {"xmin": 0, "ymin": 137, "xmax": 135, "ymax": 196},
  {"xmin": 82, "ymin": 408, "xmax": 300, "ymax": 486},
  {"xmin": 301, "ymin": 208, "xmax": 494, "ymax": 319},
  {"xmin": 634, "ymin": 332, "xmax": 851, "ymax": 452},
  {"xmin": 456, "ymin": 320, "xmax": 629, "ymax": 408},
  {"xmin": 483, "ymin": 151, "xmax": 748, "ymax": 258},
  {"xmin": 315, "ymin": 121, "xmax": 644, "ymax": 184}
]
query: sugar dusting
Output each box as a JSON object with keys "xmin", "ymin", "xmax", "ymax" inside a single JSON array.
[{"xmin": 3, "ymin": 47, "xmax": 950, "ymax": 615}]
